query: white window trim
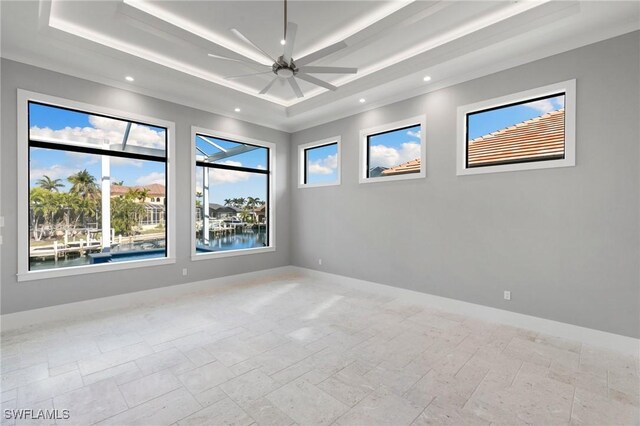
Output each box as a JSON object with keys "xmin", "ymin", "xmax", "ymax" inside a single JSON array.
[
  {"xmin": 190, "ymin": 126, "xmax": 276, "ymax": 261},
  {"xmin": 457, "ymin": 79, "xmax": 576, "ymax": 176},
  {"xmin": 16, "ymin": 89, "xmax": 177, "ymax": 282},
  {"xmin": 359, "ymin": 115, "xmax": 427, "ymax": 184},
  {"xmin": 298, "ymin": 136, "xmax": 341, "ymax": 188}
]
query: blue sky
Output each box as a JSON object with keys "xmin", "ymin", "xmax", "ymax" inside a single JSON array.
[
  {"xmin": 368, "ymin": 124, "xmax": 421, "ymax": 170},
  {"xmin": 306, "ymin": 143, "xmax": 338, "ymax": 185},
  {"xmin": 468, "ymin": 94, "xmax": 564, "ymax": 140},
  {"xmin": 29, "ymin": 103, "xmax": 167, "ymax": 191},
  {"xmin": 195, "ymin": 136, "xmax": 268, "ymax": 205}
]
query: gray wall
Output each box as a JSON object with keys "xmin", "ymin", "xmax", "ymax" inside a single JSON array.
[
  {"xmin": 0, "ymin": 58, "xmax": 290, "ymax": 314},
  {"xmin": 290, "ymin": 32, "xmax": 640, "ymax": 338}
]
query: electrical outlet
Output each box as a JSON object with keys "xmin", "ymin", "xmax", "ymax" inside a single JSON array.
[
  {"xmin": 182, "ymin": 268, "xmax": 188, "ymax": 276},
  {"xmin": 504, "ymin": 291, "xmax": 511, "ymax": 301},
  {"xmin": 318, "ymin": 258, "xmax": 322, "ymax": 265}
]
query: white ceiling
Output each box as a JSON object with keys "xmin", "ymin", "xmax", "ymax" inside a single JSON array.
[{"xmin": 1, "ymin": 1, "xmax": 638, "ymax": 132}]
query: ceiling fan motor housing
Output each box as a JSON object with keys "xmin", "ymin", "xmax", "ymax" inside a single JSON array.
[{"xmin": 273, "ymin": 56, "xmax": 297, "ymax": 78}]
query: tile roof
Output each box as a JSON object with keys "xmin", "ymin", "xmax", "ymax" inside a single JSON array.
[
  {"xmin": 381, "ymin": 158, "xmax": 421, "ymax": 176},
  {"xmin": 467, "ymin": 108, "xmax": 565, "ymax": 167},
  {"xmin": 110, "ymin": 183, "xmax": 165, "ymax": 196}
]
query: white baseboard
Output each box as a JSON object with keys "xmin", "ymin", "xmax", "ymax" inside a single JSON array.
[
  {"xmin": 0, "ymin": 266, "xmax": 299, "ymax": 333},
  {"xmin": 293, "ymin": 267, "xmax": 640, "ymax": 356}
]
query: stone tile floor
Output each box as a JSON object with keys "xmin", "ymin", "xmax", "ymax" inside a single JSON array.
[{"xmin": 1, "ymin": 273, "xmax": 638, "ymax": 425}]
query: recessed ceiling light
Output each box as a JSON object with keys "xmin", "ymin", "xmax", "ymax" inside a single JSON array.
[
  {"xmin": 280, "ymin": 39, "xmax": 286, "ymax": 46},
  {"xmin": 125, "ymin": 76, "xmax": 135, "ymax": 82},
  {"xmin": 359, "ymin": 98, "xmax": 366, "ymax": 103},
  {"xmin": 234, "ymin": 107, "xmax": 241, "ymax": 112},
  {"xmin": 423, "ymin": 75, "xmax": 432, "ymax": 82}
]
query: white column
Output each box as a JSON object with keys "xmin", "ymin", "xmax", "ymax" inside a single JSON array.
[
  {"xmin": 203, "ymin": 168, "xmax": 210, "ymax": 245},
  {"xmin": 101, "ymin": 141, "xmax": 111, "ymax": 252}
]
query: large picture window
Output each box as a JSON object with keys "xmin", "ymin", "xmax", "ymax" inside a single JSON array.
[
  {"xmin": 192, "ymin": 129, "xmax": 273, "ymax": 257},
  {"xmin": 457, "ymin": 80, "xmax": 576, "ymax": 175},
  {"xmin": 298, "ymin": 137, "xmax": 341, "ymax": 188},
  {"xmin": 359, "ymin": 116, "xmax": 427, "ymax": 183},
  {"xmin": 17, "ymin": 91, "xmax": 175, "ymax": 280}
]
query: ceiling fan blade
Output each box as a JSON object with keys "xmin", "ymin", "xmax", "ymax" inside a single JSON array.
[
  {"xmin": 230, "ymin": 28, "xmax": 275, "ymax": 63},
  {"xmin": 288, "ymin": 77, "xmax": 304, "ymax": 98},
  {"xmin": 296, "ymin": 73, "xmax": 337, "ymax": 91},
  {"xmin": 282, "ymin": 22, "xmax": 298, "ymax": 64},
  {"xmin": 295, "ymin": 41, "xmax": 348, "ymax": 66},
  {"xmin": 225, "ymin": 71, "xmax": 273, "ymax": 80},
  {"xmin": 259, "ymin": 77, "xmax": 278, "ymax": 95},
  {"xmin": 298, "ymin": 66, "xmax": 357, "ymax": 74},
  {"xmin": 208, "ymin": 53, "xmax": 267, "ymax": 67}
]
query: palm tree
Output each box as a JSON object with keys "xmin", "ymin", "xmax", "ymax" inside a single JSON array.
[
  {"xmin": 223, "ymin": 198, "xmax": 231, "ymax": 206},
  {"xmin": 36, "ymin": 175, "xmax": 64, "ymax": 192},
  {"xmin": 127, "ymin": 188, "xmax": 149, "ymax": 203},
  {"xmin": 68, "ymin": 170, "xmax": 99, "ymax": 226},
  {"xmin": 68, "ymin": 170, "xmax": 99, "ymax": 200}
]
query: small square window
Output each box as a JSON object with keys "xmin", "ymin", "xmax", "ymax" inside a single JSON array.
[
  {"xmin": 359, "ymin": 116, "xmax": 426, "ymax": 183},
  {"xmin": 457, "ymin": 80, "xmax": 576, "ymax": 175},
  {"xmin": 298, "ymin": 137, "xmax": 341, "ymax": 188}
]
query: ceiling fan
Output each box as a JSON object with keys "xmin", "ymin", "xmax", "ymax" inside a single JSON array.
[{"xmin": 208, "ymin": 0, "xmax": 357, "ymax": 98}]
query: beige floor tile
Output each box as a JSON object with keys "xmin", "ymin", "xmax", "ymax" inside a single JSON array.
[
  {"xmin": 133, "ymin": 347, "xmax": 191, "ymax": 376},
  {"xmin": 266, "ymin": 377, "xmax": 349, "ymax": 425},
  {"xmin": 119, "ymin": 369, "xmax": 182, "ymax": 407},
  {"xmin": 571, "ymin": 387, "xmax": 639, "ymax": 425},
  {"xmin": 412, "ymin": 398, "xmax": 490, "ymax": 425},
  {"xmin": 53, "ymin": 379, "xmax": 127, "ymax": 424},
  {"xmin": 239, "ymin": 397, "xmax": 296, "ymax": 426},
  {"xmin": 97, "ymin": 388, "xmax": 201, "ymax": 426},
  {"xmin": 78, "ymin": 342, "xmax": 153, "ymax": 376},
  {"xmin": 177, "ymin": 361, "xmax": 235, "ymax": 394},
  {"xmin": 178, "ymin": 397, "xmax": 254, "ymax": 426},
  {"xmin": 220, "ymin": 369, "xmax": 280, "ymax": 406},
  {"xmin": 17, "ymin": 370, "xmax": 83, "ymax": 405},
  {"xmin": 336, "ymin": 386, "xmax": 422, "ymax": 426},
  {"xmin": 81, "ymin": 361, "xmax": 142, "ymax": 386}
]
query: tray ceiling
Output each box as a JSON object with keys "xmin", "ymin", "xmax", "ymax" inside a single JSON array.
[{"xmin": 1, "ymin": 1, "xmax": 638, "ymax": 131}]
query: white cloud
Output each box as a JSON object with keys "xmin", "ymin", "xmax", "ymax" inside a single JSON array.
[
  {"xmin": 407, "ymin": 130, "xmax": 421, "ymax": 138},
  {"xmin": 525, "ymin": 95, "xmax": 565, "ymax": 114},
  {"xmin": 308, "ymin": 154, "xmax": 338, "ymax": 176},
  {"xmin": 134, "ymin": 172, "xmax": 165, "ymax": 186},
  {"xmin": 29, "ymin": 164, "xmax": 78, "ymax": 184},
  {"xmin": 195, "ymin": 160, "xmax": 251, "ymax": 187},
  {"xmin": 369, "ymin": 142, "xmax": 421, "ymax": 169},
  {"xmin": 30, "ymin": 115, "xmax": 165, "ymax": 151}
]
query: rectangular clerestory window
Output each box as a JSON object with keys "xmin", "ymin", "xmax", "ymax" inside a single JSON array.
[{"xmin": 457, "ymin": 80, "xmax": 576, "ymax": 175}]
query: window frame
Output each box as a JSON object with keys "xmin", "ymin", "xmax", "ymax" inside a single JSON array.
[
  {"xmin": 298, "ymin": 136, "xmax": 341, "ymax": 188},
  {"xmin": 457, "ymin": 79, "xmax": 576, "ymax": 176},
  {"xmin": 359, "ymin": 115, "xmax": 427, "ymax": 184},
  {"xmin": 190, "ymin": 126, "xmax": 276, "ymax": 261},
  {"xmin": 17, "ymin": 89, "xmax": 177, "ymax": 282}
]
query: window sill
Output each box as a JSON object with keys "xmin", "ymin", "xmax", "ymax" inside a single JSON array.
[
  {"xmin": 191, "ymin": 246, "xmax": 275, "ymax": 261},
  {"xmin": 17, "ymin": 257, "xmax": 176, "ymax": 282},
  {"xmin": 359, "ymin": 171, "xmax": 426, "ymax": 184},
  {"xmin": 298, "ymin": 181, "xmax": 341, "ymax": 189},
  {"xmin": 456, "ymin": 158, "xmax": 575, "ymax": 176}
]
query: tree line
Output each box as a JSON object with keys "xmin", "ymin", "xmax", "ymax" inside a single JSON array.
[{"xmin": 30, "ymin": 170, "xmax": 159, "ymax": 241}]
